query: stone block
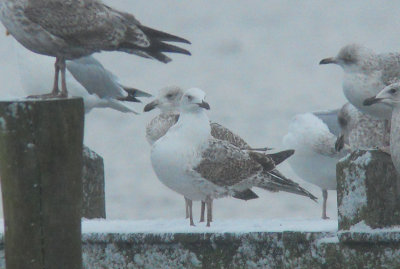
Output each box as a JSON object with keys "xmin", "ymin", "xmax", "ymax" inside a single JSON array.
[{"xmin": 337, "ymin": 150, "xmax": 400, "ymax": 230}]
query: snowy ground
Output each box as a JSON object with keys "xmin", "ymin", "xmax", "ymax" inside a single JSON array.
[
  {"xmin": 0, "ymin": 218, "xmax": 337, "ymax": 234},
  {"xmin": 0, "ymin": 1, "xmax": 400, "ymax": 221}
]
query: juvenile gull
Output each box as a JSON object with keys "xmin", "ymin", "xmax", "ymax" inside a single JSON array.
[
  {"xmin": 319, "ymin": 44, "xmax": 399, "ymax": 120},
  {"xmin": 150, "ymin": 88, "xmax": 317, "ymax": 226},
  {"xmin": 363, "ymin": 82, "xmax": 400, "ymax": 174},
  {"xmin": 16, "ymin": 43, "xmax": 151, "ymax": 113},
  {"xmin": 336, "ymin": 103, "xmax": 389, "ymax": 152},
  {"xmin": 283, "ymin": 110, "xmax": 349, "ymax": 219},
  {"xmin": 0, "ymin": 0, "xmax": 190, "ymax": 97},
  {"xmin": 145, "ymin": 86, "xmax": 305, "ymax": 222}
]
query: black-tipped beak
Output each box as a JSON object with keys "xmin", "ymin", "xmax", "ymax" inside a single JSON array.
[
  {"xmin": 143, "ymin": 100, "xmax": 158, "ymax": 112},
  {"xmin": 363, "ymin": 96, "xmax": 382, "ymax": 106},
  {"xmin": 319, "ymin": 57, "xmax": 336, "ymax": 65},
  {"xmin": 198, "ymin": 100, "xmax": 210, "ymax": 110}
]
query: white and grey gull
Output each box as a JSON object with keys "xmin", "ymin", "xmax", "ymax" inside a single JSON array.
[
  {"xmin": 0, "ymin": 0, "xmax": 190, "ymax": 98},
  {"xmin": 150, "ymin": 88, "xmax": 317, "ymax": 226},
  {"xmin": 363, "ymin": 82, "xmax": 400, "ymax": 174},
  {"xmin": 15, "ymin": 42, "xmax": 151, "ymax": 113},
  {"xmin": 283, "ymin": 110, "xmax": 349, "ymax": 219},
  {"xmin": 319, "ymin": 44, "xmax": 400, "ymax": 120}
]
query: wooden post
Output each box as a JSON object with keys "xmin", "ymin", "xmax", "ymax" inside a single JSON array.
[{"xmin": 0, "ymin": 98, "xmax": 84, "ymax": 269}]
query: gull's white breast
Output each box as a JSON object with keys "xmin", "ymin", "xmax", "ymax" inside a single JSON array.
[{"xmin": 343, "ymin": 72, "xmax": 392, "ymax": 120}]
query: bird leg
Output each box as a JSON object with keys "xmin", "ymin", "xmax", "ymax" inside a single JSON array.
[
  {"xmin": 184, "ymin": 197, "xmax": 190, "ymax": 219},
  {"xmin": 205, "ymin": 196, "xmax": 212, "ymax": 227},
  {"xmin": 58, "ymin": 58, "xmax": 68, "ymax": 98},
  {"xmin": 27, "ymin": 57, "xmax": 62, "ymax": 99},
  {"xmin": 188, "ymin": 199, "xmax": 195, "ymax": 226},
  {"xmin": 322, "ymin": 189, "xmax": 329, "ymax": 220},
  {"xmin": 200, "ymin": 201, "xmax": 205, "ymax": 222}
]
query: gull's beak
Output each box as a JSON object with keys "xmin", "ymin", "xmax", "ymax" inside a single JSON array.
[
  {"xmin": 319, "ymin": 57, "xmax": 337, "ymax": 65},
  {"xmin": 5, "ymin": 30, "xmax": 9, "ymax": 36},
  {"xmin": 143, "ymin": 100, "xmax": 159, "ymax": 112},
  {"xmin": 363, "ymin": 96, "xmax": 382, "ymax": 106},
  {"xmin": 197, "ymin": 100, "xmax": 210, "ymax": 110}
]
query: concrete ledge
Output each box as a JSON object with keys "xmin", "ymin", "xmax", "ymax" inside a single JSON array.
[{"xmin": 0, "ymin": 219, "xmax": 399, "ymax": 268}]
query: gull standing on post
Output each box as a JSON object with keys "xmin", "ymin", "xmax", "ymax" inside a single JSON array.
[
  {"xmin": 150, "ymin": 88, "xmax": 317, "ymax": 226},
  {"xmin": 363, "ymin": 82, "xmax": 400, "ymax": 173},
  {"xmin": 15, "ymin": 42, "xmax": 151, "ymax": 113},
  {"xmin": 283, "ymin": 110, "xmax": 349, "ymax": 219},
  {"xmin": 0, "ymin": 0, "xmax": 190, "ymax": 98}
]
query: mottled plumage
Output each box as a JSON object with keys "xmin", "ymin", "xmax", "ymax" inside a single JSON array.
[
  {"xmin": 319, "ymin": 44, "xmax": 400, "ymax": 120},
  {"xmin": 151, "ymin": 88, "xmax": 317, "ymax": 226},
  {"xmin": 0, "ymin": 0, "xmax": 190, "ymax": 97},
  {"xmin": 337, "ymin": 103, "xmax": 388, "ymax": 151}
]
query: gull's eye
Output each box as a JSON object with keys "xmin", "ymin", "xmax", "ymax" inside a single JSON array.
[
  {"xmin": 166, "ymin": 93, "xmax": 174, "ymax": 99},
  {"xmin": 187, "ymin": 95, "xmax": 193, "ymax": 101},
  {"xmin": 389, "ymin": 88, "xmax": 397, "ymax": 94}
]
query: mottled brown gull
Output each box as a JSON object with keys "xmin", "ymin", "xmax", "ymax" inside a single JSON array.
[
  {"xmin": 0, "ymin": 0, "xmax": 190, "ymax": 97},
  {"xmin": 145, "ymin": 86, "xmax": 311, "ymax": 223},
  {"xmin": 150, "ymin": 88, "xmax": 317, "ymax": 226},
  {"xmin": 363, "ymin": 82, "xmax": 400, "ymax": 174}
]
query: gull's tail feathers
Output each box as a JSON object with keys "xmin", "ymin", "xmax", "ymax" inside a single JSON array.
[
  {"xmin": 118, "ymin": 87, "xmax": 152, "ymax": 103},
  {"xmin": 120, "ymin": 26, "xmax": 191, "ymax": 63},
  {"xmin": 232, "ymin": 189, "xmax": 259, "ymax": 201},
  {"xmin": 257, "ymin": 170, "xmax": 318, "ymax": 202}
]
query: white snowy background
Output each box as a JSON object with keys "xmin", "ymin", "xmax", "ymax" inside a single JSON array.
[{"xmin": 0, "ymin": 1, "xmax": 399, "ymax": 222}]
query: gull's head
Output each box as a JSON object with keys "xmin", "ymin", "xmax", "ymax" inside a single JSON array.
[
  {"xmin": 143, "ymin": 86, "xmax": 183, "ymax": 113},
  {"xmin": 180, "ymin": 88, "xmax": 210, "ymax": 112},
  {"xmin": 319, "ymin": 44, "xmax": 375, "ymax": 71},
  {"xmin": 363, "ymin": 83, "xmax": 400, "ymax": 108}
]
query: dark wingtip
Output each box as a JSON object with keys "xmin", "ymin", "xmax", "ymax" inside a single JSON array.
[
  {"xmin": 335, "ymin": 135, "xmax": 345, "ymax": 152},
  {"xmin": 267, "ymin": 149, "xmax": 295, "ymax": 165},
  {"xmin": 140, "ymin": 25, "xmax": 191, "ymax": 44}
]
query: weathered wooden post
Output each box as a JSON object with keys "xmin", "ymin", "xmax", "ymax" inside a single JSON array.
[{"xmin": 0, "ymin": 98, "xmax": 84, "ymax": 269}]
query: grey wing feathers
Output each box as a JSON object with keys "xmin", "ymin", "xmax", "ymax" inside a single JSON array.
[
  {"xmin": 66, "ymin": 56, "xmax": 124, "ymax": 98},
  {"xmin": 313, "ymin": 109, "xmax": 341, "ymax": 137},
  {"xmin": 194, "ymin": 139, "xmax": 264, "ymax": 187}
]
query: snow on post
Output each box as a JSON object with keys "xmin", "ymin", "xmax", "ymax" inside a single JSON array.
[
  {"xmin": 0, "ymin": 98, "xmax": 84, "ymax": 269},
  {"xmin": 337, "ymin": 149, "xmax": 400, "ymax": 231}
]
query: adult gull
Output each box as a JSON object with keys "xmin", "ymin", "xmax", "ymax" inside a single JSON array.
[
  {"xmin": 0, "ymin": 0, "xmax": 190, "ymax": 97},
  {"xmin": 283, "ymin": 110, "xmax": 349, "ymax": 219},
  {"xmin": 319, "ymin": 44, "xmax": 399, "ymax": 120},
  {"xmin": 363, "ymin": 82, "xmax": 400, "ymax": 174},
  {"xmin": 150, "ymin": 88, "xmax": 317, "ymax": 226},
  {"xmin": 15, "ymin": 43, "xmax": 151, "ymax": 113}
]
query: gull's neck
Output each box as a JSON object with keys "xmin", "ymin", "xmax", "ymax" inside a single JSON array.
[{"xmin": 172, "ymin": 109, "xmax": 211, "ymax": 145}]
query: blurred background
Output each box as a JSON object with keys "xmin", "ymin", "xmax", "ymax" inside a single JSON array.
[{"xmin": 1, "ymin": 0, "xmax": 400, "ymax": 221}]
